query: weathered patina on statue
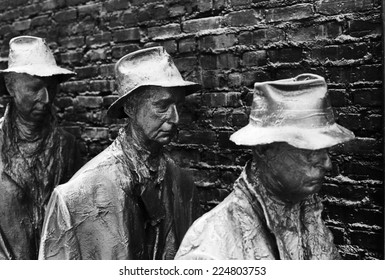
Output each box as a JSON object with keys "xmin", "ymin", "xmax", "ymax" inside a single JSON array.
[
  {"xmin": 175, "ymin": 74, "xmax": 355, "ymax": 260},
  {"xmin": 0, "ymin": 36, "xmax": 80, "ymax": 259},
  {"xmin": 39, "ymin": 47, "xmax": 202, "ymax": 260}
]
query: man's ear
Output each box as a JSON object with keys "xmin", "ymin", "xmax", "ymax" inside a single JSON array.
[{"xmin": 3, "ymin": 74, "xmax": 15, "ymax": 97}]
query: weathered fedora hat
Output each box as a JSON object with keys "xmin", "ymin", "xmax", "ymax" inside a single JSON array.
[
  {"xmin": 107, "ymin": 46, "xmax": 201, "ymax": 118},
  {"xmin": 230, "ymin": 73, "xmax": 355, "ymax": 150},
  {"xmin": 0, "ymin": 36, "xmax": 75, "ymax": 80}
]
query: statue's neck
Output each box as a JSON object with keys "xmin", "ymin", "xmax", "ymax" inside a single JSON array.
[
  {"xmin": 251, "ymin": 159, "xmax": 297, "ymax": 206},
  {"xmin": 126, "ymin": 123, "xmax": 162, "ymax": 158},
  {"xmin": 13, "ymin": 111, "xmax": 46, "ymax": 142}
]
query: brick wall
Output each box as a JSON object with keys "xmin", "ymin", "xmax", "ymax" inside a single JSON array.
[{"xmin": 0, "ymin": 0, "xmax": 383, "ymax": 259}]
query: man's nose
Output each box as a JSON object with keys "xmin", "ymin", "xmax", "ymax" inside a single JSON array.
[
  {"xmin": 38, "ymin": 87, "xmax": 49, "ymax": 104},
  {"xmin": 168, "ymin": 104, "xmax": 179, "ymax": 125}
]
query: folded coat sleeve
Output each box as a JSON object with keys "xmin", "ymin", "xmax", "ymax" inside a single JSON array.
[{"xmin": 39, "ymin": 189, "xmax": 81, "ymax": 260}]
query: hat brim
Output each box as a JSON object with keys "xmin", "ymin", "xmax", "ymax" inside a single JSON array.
[
  {"xmin": 230, "ymin": 123, "xmax": 355, "ymax": 150},
  {"xmin": 0, "ymin": 64, "xmax": 76, "ymax": 82},
  {"xmin": 107, "ymin": 82, "xmax": 201, "ymax": 119}
]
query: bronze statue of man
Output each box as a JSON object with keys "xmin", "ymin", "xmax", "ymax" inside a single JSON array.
[
  {"xmin": 175, "ymin": 74, "xmax": 355, "ymax": 260},
  {"xmin": 0, "ymin": 36, "xmax": 80, "ymax": 259},
  {"xmin": 39, "ymin": 47, "xmax": 201, "ymax": 260}
]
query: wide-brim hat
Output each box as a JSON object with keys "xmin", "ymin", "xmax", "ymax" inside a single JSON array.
[
  {"xmin": 0, "ymin": 36, "xmax": 75, "ymax": 81},
  {"xmin": 107, "ymin": 46, "xmax": 201, "ymax": 118},
  {"xmin": 230, "ymin": 73, "xmax": 355, "ymax": 150}
]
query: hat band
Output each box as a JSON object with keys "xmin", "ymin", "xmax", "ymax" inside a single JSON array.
[{"xmin": 250, "ymin": 107, "xmax": 335, "ymax": 128}]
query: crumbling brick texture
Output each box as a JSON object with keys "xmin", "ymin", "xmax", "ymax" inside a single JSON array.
[{"xmin": 0, "ymin": 0, "xmax": 383, "ymax": 259}]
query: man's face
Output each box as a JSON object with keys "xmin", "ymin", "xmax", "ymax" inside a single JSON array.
[
  {"xmin": 6, "ymin": 73, "xmax": 59, "ymax": 122},
  {"xmin": 133, "ymin": 87, "xmax": 185, "ymax": 146},
  {"xmin": 256, "ymin": 143, "xmax": 332, "ymax": 203}
]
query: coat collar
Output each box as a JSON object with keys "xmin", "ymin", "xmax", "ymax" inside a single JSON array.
[{"xmin": 236, "ymin": 161, "xmax": 339, "ymax": 259}]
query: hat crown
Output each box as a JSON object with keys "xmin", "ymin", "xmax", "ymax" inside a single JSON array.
[
  {"xmin": 0, "ymin": 36, "xmax": 75, "ymax": 78},
  {"xmin": 230, "ymin": 73, "xmax": 355, "ymax": 149},
  {"xmin": 251, "ymin": 74, "xmax": 335, "ymax": 129},
  {"xmin": 115, "ymin": 46, "xmax": 185, "ymax": 98},
  {"xmin": 8, "ymin": 36, "xmax": 57, "ymax": 69}
]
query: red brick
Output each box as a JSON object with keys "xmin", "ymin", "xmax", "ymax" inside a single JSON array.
[
  {"xmin": 74, "ymin": 66, "xmax": 99, "ymax": 79},
  {"xmin": 198, "ymin": 34, "xmax": 236, "ymax": 51},
  {"xmin": 86, "ymin": 32, "xmax": 112, "ymax": 47},
  {"xmin": 226, "ymin": 9, "xmax": 262, "ymax": 26},
  {"xmin": 100, "ymin": 64, "xmax": 115, "ymax": 78},
  {"xmin": 21, "ymin": 4, "xmax": 41, "ymax": 17},
  {"xmin": 2, "ymin": 9, "xmax": 21, "ymax": 21},
  {"xmin": 231, "ymin": 0, "xmax": 252, "ymax": 6},
  {"xmin": 78, "ymin": 3, "xmax": 101, "ymax": 18},
  {"xmin": 232, "ymin": 110, "xmax": 248, "ymax": 127},
  {"xmin": 169, "ymin": 5, "xmax": 186, "ymax": 17},
  {"xmin": 268, "ymin": 48, "xmax": 303, "ymax": 63},
  {"xmin": 241, "ymin": 70, "xmax": 271, "ymax": 87},
  {"xmin": 84, "ymin": 49, "xmax": 108, "ymax": 62},
  {"xmin": 60, "ymin": 51, "xmax": 83, "ymax": 65},
  {"xmin": 113, "ymin": 28, "xmax": 140, "ymax": 43},
  {"xmin": 266, "ymin": 4, "xmax": 314, "ymax": 23},
  {"xmin": 169, "ymin": 148, "xmax": 201, "ymax": 167},
  {"xmin": 332, "ymin": 137, "xmax": 382, "ymax": 157},
  {"xmin": 213, "ymin": 0, "xmax": 226, "ymax": 10},
  {"xmin": 350, "ymin": 231, "xmax": 382, "ymax": 251},
  {"xmin": 54, "ymin": 9, "xmax": 77, "ymax": 22},
  {"xmin": 351, "ymin": 65, "xmax": 382, "ymax": 82},
  {"xmin": 242, "ymin": 50, "xmax": 267, "ymax": 66},
  {"xmin": 347, "ymin": 19, "xmax": 382, "ymax": 37},
  {"xmin": 0, "ymin": 1, "xmax": 7, "ymax": 11},
  {"xmin": 201, "ymin": 70, "xmax": 224, "ymax": 89},
  {"xmin": 239, "ymin": 28, "xmax": 285, "ymax": 45},
  {"xmin": 178, "ymin": 37, "xmax": 196, "ymax": 53},
  {"xmin": 12, "ymin": 19, "xmax": 31, "ymax": 31},
  {"xmin": 82, "ymin": 127, "xmax": 109, "ymax": 141},
  {"xmin": 104, "ymin": 0, "xmax": 129, "ymax": 12},
  {"xmin": 89, "ymin": 80, "xmax": 114, "ymax": 93},
  {"xmin": 338, "ymin": 113, "xmax": 381, "ymax": 134},
  {"xmin": 352, "ymin": 88, "xmax": 382, "ymax": 106},
  {"xmin": 111, "ymin": 44, "xmax": 140, "ymax": 59},
  {"xmin": 317, "ymin": 0, "xmax": 373, "ymax": 15},
  {"xmin": 122, "ymin": 11, "xmax": 138, "ymax": 27},
  {"xmin": 202, "ymin": 92, "xmax": 241, "ymax": 107},
  {"xmin": 211, "ymin": 109, "xmax": 231, "ymax": 128},
  {"xmin": 61, "ymin": 81, "xmax": 89, "ymax": 93},
  {"xmin": 67, "ymin": 0, "xmax": 89, "ymax": 6},
  {"xmin": 59, "ymin": 36, "xmax": 85, "ymax": 49},
  {"xmin": 150, "ymin": 4, "xmax": 169, "ymax": 20},
  {"xmin": 76, "ymin": 96, "xmax": 103, "ymax": 109},
  {"xmin": 179, "ymin": 130, "xmax": 217, "ymax": 146},
  {"xmin": 311, "ymin": 43, "xmax": 368, "ymax": 61},
  {"xmin": 55, "ymin": 97, "xmax": 73, "ymax": 108},
  {"xmin": 328, "ymin": 89, "xmax": 348, "ymax": 107},
  {"xmin": 287, "ymin": 22, "xmax": 343, "ymax": 41},
  {"xmin": 195, "ymin": 0, "xmax": 212, "ymax": 12},
  {"xmin": 148, "ymin": 24, "xmax": 181, "ymax": 39},
  {"xmin": 228, "ymin": 72, "xmax": 242, "ymax": 88},
  {"xmin": 41, "ymin": 0, "xmax": 66, "ymax": 11},
  {"xmin": 200, "ymin": 53, "xmax": 239, "ymax": 70},
  {"xmin": 182, "ymin": 17, "xmax": 222, "ymax": 33},
  {"xmin": 0, "ymin": 24, "xmax": 13, "ymax": 36}
]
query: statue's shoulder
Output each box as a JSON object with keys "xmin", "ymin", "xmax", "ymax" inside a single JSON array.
[{"xmin": 57, "ymin": 146, "xmax": 130, "ymax": 195}]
